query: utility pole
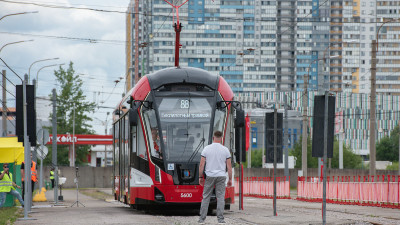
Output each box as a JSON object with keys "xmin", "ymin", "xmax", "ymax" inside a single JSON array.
[
  {"xmin": 369, "ymin": 40, "xmax": 377, "ymax": 176},
  {"xmin": 248, "ymin": 119, "xmax": 251, "ymax": 168},
  {"xmin": 339, "ymin": 130, "xmax": 343, "ymax": 169},
  {"xmin": 72, "ymin": 103, "xmax": 76, "ymax": 167},
  {"xmin": 322, "ymin": 91, "xmax": 329, "ymax": 225},
  {"xmin": 284, "ymin": 95, "xmax": 289, "ymax": 180},
  {"xmin": 302, "ymin": 74, "xmax": 308, "ymax": 178},
  {"xmin": 273, "ymin": 108, "xmax": 277, "ymax": 216},
  {"xmin": 23, "ymin": 74, "xmax": 32, "ymax": 217},
  {"xmin": 52, "ymin": 89, "xmax": 59, "ymax": 204},
  {"xmin": 104, "ymin": 112, "xmax": 110, "ymax": 167},
  {"xmin": 2, "ymin": 70, "xmax": 6, "ymax": 136}
]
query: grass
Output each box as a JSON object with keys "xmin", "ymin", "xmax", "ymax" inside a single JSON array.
[
  {"xmin": 0, "ymin": 207, "xmax": 22, "ymax": 225},
  {"xmin": 79, "ymin": 189, "xmax": 113, "ymax": 201}
]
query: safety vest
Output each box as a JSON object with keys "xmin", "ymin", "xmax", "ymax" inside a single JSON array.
[
  {"xmin": 50, "ymin": 171, "xmax": 54, "ymax": 180},
  {"xmin": 0, "ymin": 171, "xmax": 14, "ymax": 193},
  {"xmin": 22, "ymin": 161, "xmax": 38, "ymax": 182}
]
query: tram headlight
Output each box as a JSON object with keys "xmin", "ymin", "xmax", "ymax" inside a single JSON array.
[{"xmin": 155, "ymin": 165, "xmax": 161, "ymax": 183}]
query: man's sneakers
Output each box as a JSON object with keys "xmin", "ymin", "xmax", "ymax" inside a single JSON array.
[{"xmin": 198, "ymin": 219, "xmax": 226, "ymax": 224}]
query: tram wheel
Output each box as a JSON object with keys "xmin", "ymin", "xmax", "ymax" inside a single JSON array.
[{"xmin": 224, "ymin": 204, "xmax": 230, "ymax": 210}]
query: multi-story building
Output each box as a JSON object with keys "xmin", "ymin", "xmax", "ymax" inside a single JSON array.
[
  {"xmin": 125, "ymin": 0, "xmax": 400, "ymax": 155},
  {"xmin": 126, "ymin": 0, "xmax": 400, "ymax": 95}
]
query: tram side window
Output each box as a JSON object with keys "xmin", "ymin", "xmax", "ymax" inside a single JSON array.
[
  {"xmin": 224, "ymin": 108, "xmax": 233, "ymax": 151},
  {"xmin": 137, "ymin": 114, "xmax": 147, "ymax": 160},
  {"xmin": 142, "ymin": 109, "xmax": 162, "ymax": 159}
]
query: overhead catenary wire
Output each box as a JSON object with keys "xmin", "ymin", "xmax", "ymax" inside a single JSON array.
[{"xmin": 1, "ymin": 0, "xmax": 396, "ymax": 24}]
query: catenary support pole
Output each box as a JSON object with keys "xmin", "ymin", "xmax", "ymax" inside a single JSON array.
[
  {"xmin": 23, "ymin": 74, "xmax": 32, "ymax": 216},
  {"xmin": 339, "ymin": 131, "xmax": 343, "ymax": 169},
  {"xmin": 2, "ymin": 70, "xmax": 6, "ymax": 137},
  {"xmin": 369, "ymin": 40, "xmax": 377, "ymax": 176},
  {"xmin": 284, "ymin": 95, "xmax": 289, "ymax": 180},
  {"xmin": 52, "ymin": 89, "xmax": 59, "ymax": 204},
  {"xmin": 322, "ymin": 91, "xmax": 329, "ymax": 225},
  {"xmin": 302, "ymin": 84, "xmax": 308, "ymax": 179},
  {"xmin": 273, "ymin": 109, "xmax": 277, "ymax": 216}
]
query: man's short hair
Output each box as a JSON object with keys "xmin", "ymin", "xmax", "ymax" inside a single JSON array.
[{"xmin": 213, "ymin": 131, "xmax": 223, "ymax": 138}]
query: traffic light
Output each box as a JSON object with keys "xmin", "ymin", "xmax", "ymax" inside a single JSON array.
[
  {"xmin": 234, "ymin": 126, "xmax": 246, "ymax": 163},
  {"xmin": 234, "ymin": 109, "xmax": 246, "ymax": 162},
  {"xmin": 16, "ymin": 84, "xmax": 36, "ymax": 146},
  {"xmin": 265, "ymin": 112, "xmax": 283, "ymax": 163},
  {"xmin": 312, "ymin": 95, "xmax": 335, "ymax": 158}
]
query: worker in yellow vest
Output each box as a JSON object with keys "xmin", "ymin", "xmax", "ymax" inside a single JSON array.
[
  {"xmin": 50, "ymin": 167, "xmax": 55, "ymax": 189},
  {"xmin": 21, "ymin": 153, "xmax": 37, "ymax": 200},
  {"xmin": 0, "ymin": 163, "xmax": 24, "ymax": 207}
]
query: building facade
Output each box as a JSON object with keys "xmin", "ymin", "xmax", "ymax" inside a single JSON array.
[{"xmin": 126, "ymin": 0, "xmax": 400, "ymax": 154}]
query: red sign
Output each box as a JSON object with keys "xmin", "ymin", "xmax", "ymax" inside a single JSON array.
[{"xmin": 47, "ymin": 134, "xmax": 112, "ymax": 145}]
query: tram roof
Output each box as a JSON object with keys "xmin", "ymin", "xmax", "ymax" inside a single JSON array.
[{"xmin": 146, "ymin": 67, "xmax": 219, "ymax": 90}]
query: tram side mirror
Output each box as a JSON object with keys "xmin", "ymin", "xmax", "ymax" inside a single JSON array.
[
  {"xmin": 129, "ymin": 108, "xmax": 138, "ymax": 126},
  {"xmin": 234, "ymin": 109, "xmax": 245, "ymax": 128}
]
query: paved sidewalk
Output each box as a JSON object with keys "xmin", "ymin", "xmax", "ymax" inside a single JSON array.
[
  {"xmin": 14, "ymin": 188, "xmax": 166, "ymax": 225},
  {"xmin": 12, "ymin": 188, "xmax": 400, "ymax": 225}
]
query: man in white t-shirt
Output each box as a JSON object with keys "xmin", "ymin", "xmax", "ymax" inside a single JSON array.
[{"xmin": 198, "ymin": 131, "xmax": 232, "ymax": 225}]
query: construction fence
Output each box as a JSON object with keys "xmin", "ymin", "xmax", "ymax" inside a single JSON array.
[
  {"xmin": 234, "ymin": 177, "xmax": 291, "ymax": 199},
  {"xmin": 297, "ymin": 176, "xmax": 400, "ymax": 209}
]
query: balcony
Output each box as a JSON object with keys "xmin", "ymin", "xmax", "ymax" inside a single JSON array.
[
  {"xmin": 330, "ymin": 30, "xmax": 343, "ymax": 34},
  {"xmin": 330, "ymin": 14, "xmax": 343, "ymax": 17},
  {"xmin": 330, "ymin": 38, "xmax": 343, "ymax": 43}
]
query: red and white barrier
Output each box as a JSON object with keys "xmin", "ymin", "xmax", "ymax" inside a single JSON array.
[
  {"xmin": 234, "ymin": 177, "xmax": 291, "ymax": 199},
  {"xmin": 297, "ymin": 175, "xmax": 400, "ymax": 209}
]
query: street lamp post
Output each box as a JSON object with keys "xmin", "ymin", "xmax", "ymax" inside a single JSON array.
[
  {"xmin": 28, "ymin": 58, "xmax": 59, "ymax": 83},
  {"xmin": 0, "ymin": 40, "xmax": 34, "ymax": 54},
  {"xmin": 370, "ymin": 18, "xmax": 400, "ymax": 176},
  {"xmin": 1, "ymin": 39, "xmax": 34, "ymax": 137},
  {"xmin": 36, "ymin": 63, "xmax": 65, "ymax": 88},
  {"xmin": 0, "ymin": 11, "xmax": 38, "ymax": 21}
]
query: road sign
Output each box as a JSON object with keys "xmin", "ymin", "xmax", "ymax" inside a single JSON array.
[
  {"xmin": 37, "ymin": 145, "xmax": 48, "ymax": 160},
  {"xmin": 37, "ymin": 129, "xmax": 50, "ymax": 146}
]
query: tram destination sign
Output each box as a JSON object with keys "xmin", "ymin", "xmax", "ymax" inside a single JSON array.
[{"xmin": 160, "ymin": 112, "xmax": 210, "ymax": 119}]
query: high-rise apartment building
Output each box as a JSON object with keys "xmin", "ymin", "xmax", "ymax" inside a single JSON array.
[
  {"xmin": 126, "ymin": 0, "xmax": 400, "ymax": 156},
  {"xmin": 126, "ymin": 0, "xmax": 399, "ymax": 95}
]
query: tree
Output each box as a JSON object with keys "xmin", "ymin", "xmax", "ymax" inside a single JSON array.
[
  {"xmin": 44, "ymin": 62, "xmax": 96, "ymax": 166},
  {"xmin": 290, "ymin": 136, "xmax": 362, "ymax": 169},
  {"xmin": 242, "ymin": 149, "xmax": 263, "ymax": 168},
  {"xmin": 289, "ymin": 136, "xmax": 318, "ymax": 168},
  {"xmin": 376, "ymin": 125, "xmax": 399, "ymax": 162}
]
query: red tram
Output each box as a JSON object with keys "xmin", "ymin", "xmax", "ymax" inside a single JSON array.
[{"xmin": 112, "ymin": 67, "xmax": 243, "ymax": 211}]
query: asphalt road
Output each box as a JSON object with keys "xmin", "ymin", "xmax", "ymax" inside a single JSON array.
[{"xmin": 13, "ymin": 188, "xmax": 400, "ymax": 225}]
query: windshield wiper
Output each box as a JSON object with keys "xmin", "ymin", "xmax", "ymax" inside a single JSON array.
[{"xmin": 188, "ymin": 129, "xmax": 205, "ymax": 163}]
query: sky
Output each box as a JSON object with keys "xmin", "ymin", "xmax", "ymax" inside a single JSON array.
[{"xmin": 0, "ymin": 0, "xmax": 131, "ymax": 134}]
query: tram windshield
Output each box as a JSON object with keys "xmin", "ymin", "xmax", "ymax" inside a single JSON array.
[{"xmin": 156, "ymin": 97, "xmax": 212, "ymax": 163}]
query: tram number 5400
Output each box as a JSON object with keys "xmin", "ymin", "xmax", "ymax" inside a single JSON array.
[
  {"xmin": 181, "ymin": 193, "xmax": 192, "ymax": 198},
  {"xmin": 180, "ymin": 99, "xmax": 190, "ymax": 109}
]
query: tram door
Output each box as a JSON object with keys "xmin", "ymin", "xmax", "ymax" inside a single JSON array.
[{"xmin": 118, "ymin": 114, "xmax": 128, "ymax": 203}]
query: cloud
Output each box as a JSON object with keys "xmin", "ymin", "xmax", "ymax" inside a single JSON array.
[{"xmin": 0, "ymin": 0, "xmax": 130, "ymax": 134}]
